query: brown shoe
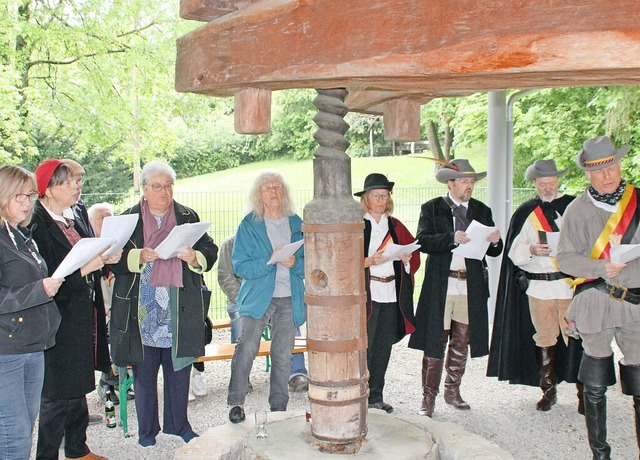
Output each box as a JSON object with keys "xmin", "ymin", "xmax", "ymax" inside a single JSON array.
[{"xmin": 66, "ymin": 452, "xmax": 108, "ymax": 460}]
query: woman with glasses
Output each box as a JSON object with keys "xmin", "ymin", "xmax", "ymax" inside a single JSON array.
[
  {"xmin": 109, "ymin": 160, "xmax": 218, "ymax": 447},
  {"xmin": 30, "ymin": 159, "xmax": 113, "ymax": 460},
  {"xmin": 227, "ymin": 171, "xmax": 305, "ymax": 424},
  {"xmin": 355, "ymin": 173, "xmax": 420, "ymax": 413},
  {"xmin": 0, "ymin": 165, "xmax": 63, "ymax": 460}
]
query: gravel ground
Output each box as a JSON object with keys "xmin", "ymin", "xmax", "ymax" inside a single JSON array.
[{"xmin": 33, "ymin": 329, "xmax": 637, "ymax": 460}]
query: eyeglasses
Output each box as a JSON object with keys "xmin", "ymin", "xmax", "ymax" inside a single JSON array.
[
  {"xmin": 261, "ymin": 184, "xmax": 282, "ymax": 192},
  {"xmin": 454, "ymin": 178, "xmax": 476, "ymax": 185},
  {"xmin": 146, "ymin": 182, "xmax": 174, "ymax": 192},
  {"xmin": 369, "ymin": 192, "xmax": 390, "ymax": 200},
  {"xmin": 61, "ymin": 177, "xmax": 83, "ymax": 187},
  {"xmin": 14, "ymin": 192, "xmax": 39, "ymax": 203}
]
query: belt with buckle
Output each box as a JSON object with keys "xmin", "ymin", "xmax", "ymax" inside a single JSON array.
[
  {"xmin": 370, "ymin": 274, "xmax": 395, "ymax": 283},
  {"xmin": 576, "ymin": 279, "xmax": 640, "ymax": 305},
  {"xmin": 525, "ymin": 271, "xmax": 572, "ymax": 281},
  {"xmin": 448, "ymin": 269, "xmax": 467, "ymax": 280}
]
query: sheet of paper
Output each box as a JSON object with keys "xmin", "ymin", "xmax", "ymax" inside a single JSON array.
[
  {"xmin": 154, "ymin": 221, "xmax": 212, "ymax": 260},
  {"xmin": 546, "ymin": 231, "xmax": 560, "ymax": 257},
  {"xmin": 267, "ymin": 239, "xmax": 304, "ymax": 265},
  {"xmin": 52, "ymin": 238, "xmax": 115, "ymax": 278},
  {"xmin": 610, "ymin": 244, "xmax": 640, "ymax": 264},
  {"xmin": 451, "ymin": 220, "xmax": 495, "ymax": 260},
  {"xmin": 383, "ymin": 240, "xmax": 420, "ymax": 261},
  {"xmin": 100, "ymin": 214, "xmax": 139, "ymax": 258}
]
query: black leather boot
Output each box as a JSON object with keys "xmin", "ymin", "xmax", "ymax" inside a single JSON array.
[
  {"xmin": 619, "ymin": 361, "xmax": 640, "ymax": 456},
  {"xmin": 578, "ymin": 354, "xmax": 616, "ymax": 460},
  {"xmin": 536, "ymin": 345, "xmax": 558, "ymax": 411}
]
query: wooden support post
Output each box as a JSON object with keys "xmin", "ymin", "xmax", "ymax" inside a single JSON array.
[
  {"xmin": 383, "ymin": 98, "xmax": 421, "ymax": 141},
  {"xmin": 234, "ymin": 88, "xmax": 272, "ymax": 134},
  {"xmin": 303, "ymin": 89, "xmax": 367, "ymax": 454}
]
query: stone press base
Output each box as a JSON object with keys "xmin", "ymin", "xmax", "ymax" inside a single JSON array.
[{"xmin": 175, "ymin": 410, "xmax": 513, "ymax": 460}]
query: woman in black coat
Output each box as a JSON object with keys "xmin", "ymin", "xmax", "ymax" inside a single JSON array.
[
  {"xmin": 109, "ymin": 161, "xmax": 218, "ymax": 448},
  {"xmin": 31, "ymin": 159, "xmax": 113, "ymax": 460}
]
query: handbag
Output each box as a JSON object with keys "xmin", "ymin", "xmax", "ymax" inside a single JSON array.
[
  {"xmin": 202, "ymin": 285, "xmax": 213, "ymax": 345},
  {"xmin": 514, "ymin": 269, "xmax": 529, "ymax": 292}
]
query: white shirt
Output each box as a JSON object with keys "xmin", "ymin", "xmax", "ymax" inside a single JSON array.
[
  {"xmin": 446, "ymin": 194, "xmax": 468, "ymax": 295},
  {"xmin": 365, "ymin": 213, "xmax": 396, "ymax": 303}
]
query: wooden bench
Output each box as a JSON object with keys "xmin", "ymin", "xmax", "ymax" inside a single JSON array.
[
  {"xmin": 210, "ymin": 317, "xmax": 232, "ymax": 329},
  {"xmin": 196, "ymin": 337, "xmax": 307, "ymax": 362}
]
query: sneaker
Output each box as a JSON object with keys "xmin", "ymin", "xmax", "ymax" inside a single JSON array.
[
  {"xmin": 191, "ymin": 373, "xmax": 208, "ymax": 397},
  {"xmin": 288, "ymin": 374, "xmax": 308, "ymax": 392}
]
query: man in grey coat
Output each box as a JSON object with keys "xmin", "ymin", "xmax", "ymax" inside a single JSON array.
[{"xmin": 557, "ymin": 136, "xmax": 640, "ymax": 460}]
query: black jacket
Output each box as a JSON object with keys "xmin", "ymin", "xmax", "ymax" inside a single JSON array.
[
  {"xmin": 409, "ymin": 196, "xmax": 503, "ymax": 359},
  {"xmin": 109, "ymin": 201, "xmax": 218, "ymax": 368},
  {"xmin": 30, "ymin": 202, "xmax": 110, "ymax": 399},
  {"xmin": 0, "ymin": 223, "xmax": 61, "ymax": 355}
]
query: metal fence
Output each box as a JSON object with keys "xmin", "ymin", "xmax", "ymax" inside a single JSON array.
[{"xmin": 85, "ymin": 186, "xmax": 556, "ymax": 320}]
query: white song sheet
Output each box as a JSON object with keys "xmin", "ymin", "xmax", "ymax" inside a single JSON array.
[
  {"xmin": 267, "ymin": 239, "xmax": 304, "ymax": 265},
  {"xmin": 100, "ymin": 214, "xmax": 138, "ymax": 258},
  {"xmin": 52, "ymin": 238, "xmax": 115, "ymax": 278},
  {"xmin": 610, "ymin": 244, "xmax": 640, "ymax": 264},
  {"xmin": 383, "ymin": 240, "xmax": 421, "ymax": 261},
  {"xmin": 451, "ymin": 220, "xmax": 496, "ymax": 260},
  {"xmin": 154, "ymin": 221, "xmax": 212, "ymax": 260}
]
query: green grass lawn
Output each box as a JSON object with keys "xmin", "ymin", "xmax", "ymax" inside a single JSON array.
[{"xmin": 176, "ymin": 143, "xmax": 487, "ymax": 193}]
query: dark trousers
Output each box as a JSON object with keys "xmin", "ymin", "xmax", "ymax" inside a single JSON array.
[
  {"xmin": 133, "ymin": 346, "xmax": 192, "ymax": 443},
  {"xmin": 366, "ymin": 301, "xmax": 398, "ymax": 404},
  {"xmin": 36, "ymin": 396, "xmax": 89, "ymax": 460}
]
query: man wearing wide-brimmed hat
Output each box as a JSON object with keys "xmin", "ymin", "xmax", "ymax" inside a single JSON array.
[
  {"xmin": 487, "ymin": 159, "xmax": 584, "ymax": 416},
  {"xmin": 557, "ymin": 136, "xmax": 640, "ymax": 459},
  {"xmin": 408, "ymin": 159, "xmax": 502, "ymax": 418}
]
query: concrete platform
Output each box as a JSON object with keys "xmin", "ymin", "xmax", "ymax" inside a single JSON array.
[{"xmin": 175, "ymin": 410, "xmax": 514, "ymax": 460}]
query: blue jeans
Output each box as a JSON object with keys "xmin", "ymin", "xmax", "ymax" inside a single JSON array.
[
  {"xmin": 228, "ymin": 297, "xmax": 295, "ymax": 410},
  {"xmin": 0, "ymin": 352, "xmax": 44, "ymax": 460}
]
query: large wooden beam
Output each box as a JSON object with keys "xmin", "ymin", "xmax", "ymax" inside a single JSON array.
[{"xmin": 176, "ymin": 0, "xmax": 640, "ymax": 98}]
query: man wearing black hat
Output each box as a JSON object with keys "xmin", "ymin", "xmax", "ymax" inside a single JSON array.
[
  {"xmin": 355, "ymin": 173, "xmax": 420, "ymax": 413},
  {"xmin": 487, "ymin": 159, "xmax": 583, "ymax": 414},
  {"xmin": 557, "ymin": 136, "xmax": 640, "ymax": 460},
  {"xmin": 409, "ymin": 159, "xmax": 502, "ymax": 418}
]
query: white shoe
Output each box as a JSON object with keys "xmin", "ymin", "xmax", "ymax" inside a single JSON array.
[{"xmin": 191, "ymin": 372, "xmax": 208, "ymax": 397}]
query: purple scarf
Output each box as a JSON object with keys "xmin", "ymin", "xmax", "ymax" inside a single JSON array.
[{"xmin": 141, "ymin": 199, "xmax": 183, "ymax": 288}]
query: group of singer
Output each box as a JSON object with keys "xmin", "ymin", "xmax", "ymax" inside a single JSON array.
[{"xmin": 0, "ymin": 134, "xmax": 638, "ymax": 460}]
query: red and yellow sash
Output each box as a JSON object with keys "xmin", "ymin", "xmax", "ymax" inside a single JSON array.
[
  {"xmin": 528, "ymin": 204, "xmax": 567, "ymax": 282},
  {"xmin": 573, "ymin": 183, "xmax": 638, "ymax": 286},
  {"xmin": 376, "ymin": 232, "xmax": 393, "ymax": 252}
]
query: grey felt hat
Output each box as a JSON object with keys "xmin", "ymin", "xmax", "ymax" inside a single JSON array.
[
  {"xmin": 435, "ymin": 159, "xmax": 486, "ymax": 184},
  {"xmin": 524, "ymin": 159, "xmax": 569, "ymax": 182},
  {"xmin": 576, "ymin": 136, "xmax": 630, "ymax": 171}
]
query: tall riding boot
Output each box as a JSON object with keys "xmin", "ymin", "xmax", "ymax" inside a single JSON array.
[
  {"xmin": 419, "ymin": 356, "xmax": 444, "ymax": 417},
  {"xmin": 579, "ymin": 354, "xmax": 616, "ymax": 460},
  {"xmin": 577, "ymin": 381, "xmax": 585, "ymax": 416},
  {"xmin": 619, "ymin": 361, "xmax": 640, "ymax": 455},
  {"xmin": 536, "ymin": 345, "xmax": 558, "ymax": 411},
  {"xmin": 444, "ymin": 320, "xmax": 471, "ymax": 410}
]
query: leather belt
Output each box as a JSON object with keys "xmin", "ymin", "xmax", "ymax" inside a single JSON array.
[
  {"xmin": 448, "ymin": 269, "xmax": 467, "ymax": 280},
  {"xmin": 525, "ymin": 271, "xmax": 572, "ymax": 281},
  {"xmin": 370, "ymin": 274, "xmax": 395, "ymax": 283},
  {"xmin": 576, "ymin": 279, "xmax": 640, "ymax": 305}
]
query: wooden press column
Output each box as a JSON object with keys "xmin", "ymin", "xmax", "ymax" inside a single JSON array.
[{"xmin": 303, "ymin": 88, "xmax": 368, "ymax": 454}]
